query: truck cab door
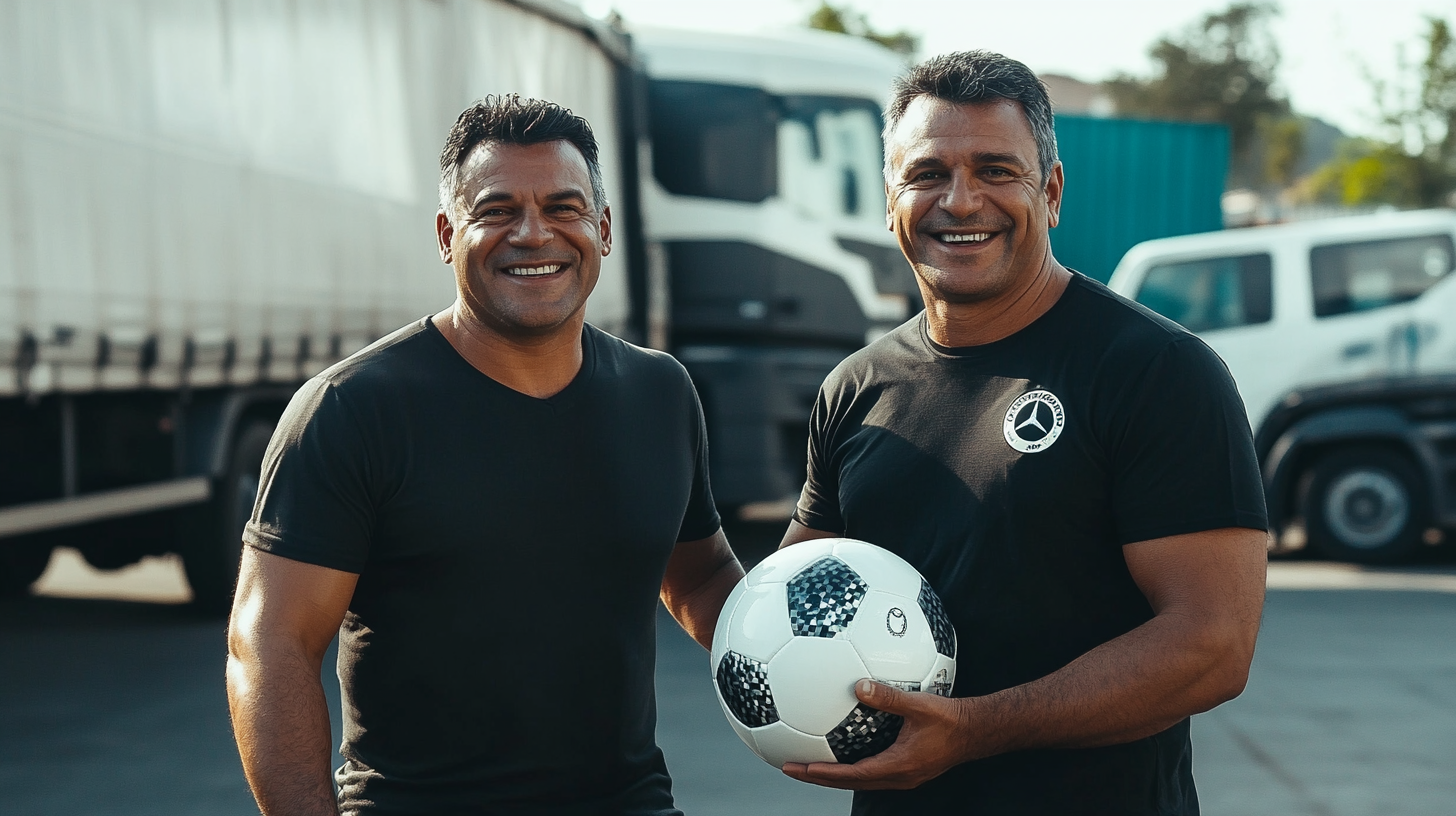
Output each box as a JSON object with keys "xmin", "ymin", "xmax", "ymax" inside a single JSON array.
[{"xmin": 1406, "ymin": 243, "xmax": 1456, "ymax": 376}]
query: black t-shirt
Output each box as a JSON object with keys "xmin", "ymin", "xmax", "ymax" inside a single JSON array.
[
  {"xmin": 795, "ymin": 274, "xmax": 1267, "ymax": 816},
  {"xmin": 244, "ymin": 319, "xmax": 720, "ymax": 816}
]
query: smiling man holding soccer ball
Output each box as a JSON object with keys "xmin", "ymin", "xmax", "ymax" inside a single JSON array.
[{"xmin": 777, "ymin": 51, "xmax": 1269, "ymax": 815}]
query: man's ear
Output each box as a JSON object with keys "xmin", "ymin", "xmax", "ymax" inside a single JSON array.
[
  {"xmin": 436, "ymin": 210, "xmax": 454, "ymax": 263},
  {"xmin": 599, "ymin": 205, "xmax": 613, "ymax": 256},
  {"xmin": 1044, "ymin": 161, "xmax": 1064, "ymax": 229}
]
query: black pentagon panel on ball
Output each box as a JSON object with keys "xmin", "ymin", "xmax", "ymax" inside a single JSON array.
[
  {"xmin": 786, "ymin": 556, "xmax": 868, "ymax": 638},
  {"xmin": 825, "ymin": 704, "xmax": 903, "ymax": 763},
  {"xmin": 716, "ymin": 651, "xmax": 779, "ymax": 728},
  {"xmin": 918, "ymin": 578, "xmax": 956, "ymax": 658}
]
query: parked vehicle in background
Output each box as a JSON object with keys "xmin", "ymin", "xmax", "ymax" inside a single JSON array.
[
  {"xmin": 0, "ymin": 0, "xmax": 914, "ymax": 608},
  {"xmin": 1109, "ymin": 210, "xmax": 1456, "ymax": 563},
  {"xmin": 633, "ymin": 27, "xmax": 910, "ymax": 512}
]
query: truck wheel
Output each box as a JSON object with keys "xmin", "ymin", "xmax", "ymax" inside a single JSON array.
[
  {"xmin": 183, "ymin": 421, "xmax": 273, "ymax": 615},
  {"xmin": 1303, "ymin": 446, "xmax": 1427, "ymax": 565},
  {"xmin": 0, "ymin": 542, "xmax": 53, "ymax": 598}
]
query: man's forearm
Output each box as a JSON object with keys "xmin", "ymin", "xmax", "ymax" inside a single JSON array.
[
  {"xmin": 669, "ymin": 557, "xmax": 744, "ymax": 650},
  {"xmin": 782, "ymin": 529, "xmax": 1266, "ymax": 791},
  {"xmin": 962, "ymin": 604, "xmax": 1254, "ymax": 759},
  {"xmin": 227, "ymin": 649, "xmax": 340, "ymax": 816}
]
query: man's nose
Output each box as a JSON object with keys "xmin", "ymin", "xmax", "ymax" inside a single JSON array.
[
  {"xmin": 939, "ymin": 170, "xmax": 983, "ymax": 219},
  {"xmin": 508, "ymin": 208, "xmax": 553, "ymax": 247}
]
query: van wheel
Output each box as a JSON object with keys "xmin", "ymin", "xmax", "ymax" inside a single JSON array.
[
  {"xmin": 1303, "ymin": 446, "xmax": 1426, "ymax": 565},
  {"xmin": 0, "ymin": 542, "xmax": 53, "ymax": 598},
  {"xmin": 183, "ymin": 421, "xmax": 273, "ymax": 615}
]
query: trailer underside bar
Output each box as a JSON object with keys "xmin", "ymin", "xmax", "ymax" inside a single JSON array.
[{"xmin": 0, "ymin": 477, "xmax": 211, "ymax": 539}]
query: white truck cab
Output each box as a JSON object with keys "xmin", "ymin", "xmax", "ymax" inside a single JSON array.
[{"xmin": 1108, "ymin": 210, "xmax": 1456, "ymax": 564}]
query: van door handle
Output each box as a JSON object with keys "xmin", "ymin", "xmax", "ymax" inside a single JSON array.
[{"xmin": 1342, "ymin": 341, "xmax": 1375, "ymax": 359}]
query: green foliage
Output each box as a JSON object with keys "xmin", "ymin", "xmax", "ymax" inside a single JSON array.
[
  {"xmin": 1104, "ymin": 2, "xmax": 1290, "ymax": 187},
  {"xmin": 1294, "ymin": 140, "xmax": 1422, "ymax": 207},
  {"xmin": 806, "ymin": 2, "xmax": 918, "ymax": 58},
  {"xmin": 1301, "ymin": 16, "xmax": 1456, "ymax": 207}
]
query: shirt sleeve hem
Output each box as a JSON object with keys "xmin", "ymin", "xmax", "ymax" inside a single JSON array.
[
  {"xmin": 1117, "ymin": 511, "xmax": 1270, "ymax": 546},
  {"xmin": 243, "ymin": 528, "xmax": 367, "ymax": 575},
  {"xmin": 675, "ymin": 511, "xmax": 724, "ymax": 544},
  {"xmin": 791, "ymin": 509, "xmax": 843, "ymax": 535}
]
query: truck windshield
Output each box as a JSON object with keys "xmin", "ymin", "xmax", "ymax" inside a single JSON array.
[{"xmin": 648, "ymin": 80, "xmax": 884, "ymax": 220}]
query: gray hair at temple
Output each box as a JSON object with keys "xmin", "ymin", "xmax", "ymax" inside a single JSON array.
[{"xmin": 883, "ymin": 51, "xmax": 1059, "ymax": 188}]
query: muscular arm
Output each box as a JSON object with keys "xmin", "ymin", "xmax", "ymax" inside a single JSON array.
[
  {"xmin": 780, "ymin": 525, "xmax": 1267, "ymax": 790},
  {"xmin": 227, "ymin": 547, "xmax": 359, "ymax": 815},
  {"xmin": 660, "ymin": 528, "xmax": 745, "ymax": 650}
]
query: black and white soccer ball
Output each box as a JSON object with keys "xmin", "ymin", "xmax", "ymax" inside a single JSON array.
[{"xmin": 710, "ymin": 538, "xmax": 957, "ymax": 768}]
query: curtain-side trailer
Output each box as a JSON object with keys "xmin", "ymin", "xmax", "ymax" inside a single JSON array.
[{"xmin": 0, "ymin": 0, "xmax": 638, "ymax": 609}]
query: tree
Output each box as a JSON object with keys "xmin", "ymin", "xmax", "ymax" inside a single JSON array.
[
  {"xmin": 1297, "ymin": 17, "xmax": 1456, "ymax": 208},
  {"xmin": 1104, "ymin": 2, "xmax": 1290, "ymax": 188},
  {"xmin": 1372, "ymin": 16, "xmax": 1456, "ymax": 206},
  {"xmin": 1259, "ymin": 114, "xmax": 1305, "ymax": 189},
  {"xmin": 806, "ymin": 2, "xmax": 918, "ymax": 58}
]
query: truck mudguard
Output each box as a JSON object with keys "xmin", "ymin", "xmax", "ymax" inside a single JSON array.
[{"xmin": 1262, "ymin": 405, "xmax": 1436, "ymax": 528}]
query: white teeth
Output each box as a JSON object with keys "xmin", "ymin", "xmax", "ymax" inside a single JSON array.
[
  {"xmin": 507, "ymin": 264, "xmax": 563, "ymax": 276},
  {"xmin": 941, "ymin": 233, "xmax": 990, "ymax": 243}
]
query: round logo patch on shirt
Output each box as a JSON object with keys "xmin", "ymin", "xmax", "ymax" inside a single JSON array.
[{"xmin": 1003, "ymin": 389, "xmax": 1065, "ymax": 453}]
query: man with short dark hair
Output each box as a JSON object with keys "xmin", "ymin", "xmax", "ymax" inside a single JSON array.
[
  {"xmin": 226, "ymin": 95, "xmax": 743, "ymax": 816},
  {"xmin": 778, "ymin": 52, "xmax": 1268, "ymax": 814}
]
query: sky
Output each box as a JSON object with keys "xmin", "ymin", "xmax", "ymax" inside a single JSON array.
[{"xmin": 576, "ymin": 0, "xmax": 1454, "ymax": 140}]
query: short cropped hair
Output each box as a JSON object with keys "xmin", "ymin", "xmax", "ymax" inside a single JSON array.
[
  {"xmin": 438, "ymin": 94, "xmax": 607, "ymax": 219},
  {"xmin": 884, "ymin": 51, "xmax": 1058, "ymax": 187}
]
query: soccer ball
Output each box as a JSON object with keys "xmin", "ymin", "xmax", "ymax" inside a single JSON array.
[{"xmin": 710, "ymin": 538, "xmax": 957, "ymax": 768}]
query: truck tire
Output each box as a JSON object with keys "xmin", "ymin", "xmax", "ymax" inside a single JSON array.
[
  {"xmin": 1303, "ymin": 446, "xmax": 1427, "ymax": 565},
  {"xmin": 183, "ymin": 421, "xmax": 273, "ymax": 615},
  {"xmin": 0, "ymin": 541, "xmax": 53, "ymax": 598}
]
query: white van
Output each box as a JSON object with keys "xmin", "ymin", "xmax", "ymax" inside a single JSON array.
[{"xmin": 1108, "ymin": 210, "xmax": 1456, "ymax": 563}]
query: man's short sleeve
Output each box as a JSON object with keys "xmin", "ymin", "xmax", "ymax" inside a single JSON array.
[
  {"xmin": 794, "ymin": 387, "xmax": 844, "ymax": 533},
  {"xmin": 243, "ymin": 377, "xmax": 376, "ymax": 573},
  {"xmin": 676, "ymin": 379, "xmax": 722, "ymax": 542},
  {"xmin": 1106, "ymin": 337, "xmax": 1269, "ymax": 545}
]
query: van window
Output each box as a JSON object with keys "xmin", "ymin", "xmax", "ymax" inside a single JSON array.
[
  {"xmin": 1310, "ymin": 234, "xmax": 1455, "ymax": 318},
  {"xmin": 1135, "ymin": 253, "xmax": 1273, "ymax": 333}
]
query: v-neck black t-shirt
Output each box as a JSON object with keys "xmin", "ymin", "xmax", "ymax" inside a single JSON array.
[
  {"xmin": 795, "ymin": 274, "xmax": 1266, "ymax": 816},
  {"xmin": 245, "ymin": 319, "xmax": 720, "ymax": 816}
]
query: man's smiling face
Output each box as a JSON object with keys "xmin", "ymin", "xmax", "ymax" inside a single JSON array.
[
  {"xmin": 439, "ymin": 139, "xmax": 611, "ymax": 339},
  {"xmin": 885, "ymin": 96, "xmax": 1063, "ymax": 305}
]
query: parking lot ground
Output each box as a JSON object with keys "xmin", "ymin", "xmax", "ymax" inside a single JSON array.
[{"xmin": 2, "ymin": 544, "xmax": 1454, "ymax": 815}]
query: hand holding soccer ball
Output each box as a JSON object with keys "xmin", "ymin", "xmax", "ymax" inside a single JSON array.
[{"xmin": 710, "ymin": 539, "xmax": 957, "ymax": 769}]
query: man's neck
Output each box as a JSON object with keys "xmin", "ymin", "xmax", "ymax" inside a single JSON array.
[
  {"xmin": 431, "ymin": 304, "xmax": 585, "ymax": 399},
  {"xmin": 924, "ymin": 261, "xmax": 1073, "ymax": 348}
]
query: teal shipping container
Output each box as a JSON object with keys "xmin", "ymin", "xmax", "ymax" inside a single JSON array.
[{"xmin": 1051, "ymin": 115, "xmax": 1229, "ymax": 282}]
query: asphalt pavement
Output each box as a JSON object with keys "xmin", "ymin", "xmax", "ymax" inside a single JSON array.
[{"xmin": 2, "ymin": 531, "xmax": 1454, "ymax": 816}]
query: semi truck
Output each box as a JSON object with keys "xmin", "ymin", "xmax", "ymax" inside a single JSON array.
[
  {"xmin": 1109, "ymin": 210, "xmax": 1456, "ymax": 564},
  {"xmin": 0, "ymin": 0, "xmax": 911, "ymax": 608}
]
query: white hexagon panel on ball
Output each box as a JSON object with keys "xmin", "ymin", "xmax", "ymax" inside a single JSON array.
[
  {"xmin": 765, "ymin": 636, "xmax": 868, "ymax": 736},
  {"xmin": 847, "ymin": 588, "xmax": 938, "ymax": 686}
]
